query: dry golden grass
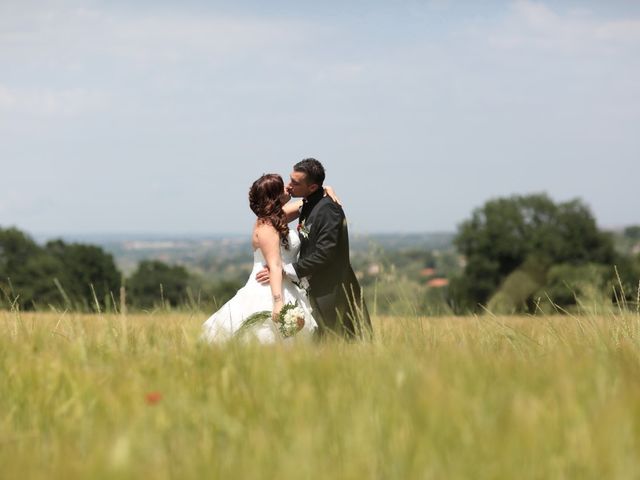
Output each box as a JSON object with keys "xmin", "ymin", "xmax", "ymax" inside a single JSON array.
[{"xmin": 2, "ymin": 310, "xmax": 640, "ymax": 479}]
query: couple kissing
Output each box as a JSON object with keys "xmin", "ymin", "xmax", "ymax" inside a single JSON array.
[{"xmin": 202, "ymin": 158, "xmax": 372, "ymax": 343}]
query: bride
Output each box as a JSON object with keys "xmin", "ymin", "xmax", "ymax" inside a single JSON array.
[{"xmin": 201, "ymin": 173, "xmax": 337, "ymax": 343}]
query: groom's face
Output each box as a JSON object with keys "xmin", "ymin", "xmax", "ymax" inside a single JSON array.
[{"xmin": 287, "ymin": 171, "xmax": 318, "ymax": 198}]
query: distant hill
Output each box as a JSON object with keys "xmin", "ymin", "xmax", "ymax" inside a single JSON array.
[
  {"xmin": 351, "ymin": 232, "xmax": 455, "ymax": 251},
  {"xmin": 31, "ymin": 228, "xmax": 637, "ymax": 282},
  {"xmin": 33, "ymin": 231, "xmax": 456, "ymax": 275}
]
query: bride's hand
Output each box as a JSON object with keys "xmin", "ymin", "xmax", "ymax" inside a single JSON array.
[
  {"xmin": 323, "ymin": 185, "xmax": 342, "ymax": 206},
  {"xmin": 272, "ymin": 297, "xmax": 284, "ymax": 322}
]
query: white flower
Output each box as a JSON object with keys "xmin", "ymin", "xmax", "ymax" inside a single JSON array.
[{"xmin": 277, "ymin": 302, "xmax": 306, "ymax": 337}]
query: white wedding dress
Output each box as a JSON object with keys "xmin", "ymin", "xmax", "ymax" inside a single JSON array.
[{"xmin": 201, "ymin": 229, "xmax": 317, "ymax": 343}]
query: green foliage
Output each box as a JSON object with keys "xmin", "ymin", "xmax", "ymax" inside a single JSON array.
[
  {"xmin": 611, "ymin": 255, "xmax": 640, "ymax": 308},
  {"xmin": 127, "ymin": 260, "xmax": 191, "ymax": 309},
  {"xmin": 0, "ymin": 226, "xmax": 245, "ymax": 312},
  {"xmin": 366, "ymin": 277, "xmax": 453, "ymax": 316},
  {"xmin": 45, "ymin": 240, "xmax": 121, "ymax": 310},
  {"xmin": 0, "ymin": 229, "xmax": 63, "ymax": 308},
  {"xmin": 487, "ymin": 270, "xmax": 541, "ymax": 314},
  {"xmin": 454, "ymin": 194, "xmax": 616, "ymax": 312},
  {"xmin": 16, "ymin": 252, "xmax": 67, "ymax": 309},
  {"xmin": 350, "ymin": 243, "xmax": 461, "ymax": 316},
  {"xmin": 624, "ymin": 225, "xmax": 640, "ymax": 241},
  {"xmin": 0, "ymin": 227, "xmax": 41, "ymax": 272},
  {"xmin": 534, "ymin": 263, "xmax": 612, "ymax": 313},
  {"xmin": 0, "ymin": 227, "xmax": 121, "ymax": 310},
  {"xmin": 485, "ymin": 256, "xmax": 548, "ymax": 314},
  {"xmin": 0, "ymin": 228, "xmax": 50, "ymax": 308}
]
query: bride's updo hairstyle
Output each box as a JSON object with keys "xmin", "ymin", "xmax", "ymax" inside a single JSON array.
[{"xmin": 249, "ymin": 173, "xmax": 290, "ymax": 249}]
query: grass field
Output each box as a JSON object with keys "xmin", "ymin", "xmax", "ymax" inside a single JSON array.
[{"xmin": 2, "ymin": 309, "xmax": 640, "ymax": 479}]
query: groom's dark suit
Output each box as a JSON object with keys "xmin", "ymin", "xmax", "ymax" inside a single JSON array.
[{"xmin": 291, "ymin": 189, "xmax": 372, "ymax": 339}]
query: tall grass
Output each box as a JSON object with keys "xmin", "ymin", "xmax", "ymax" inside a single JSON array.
[{"xmin": 2, "ymin": 310, "xmax": 640, "ymax": 479}]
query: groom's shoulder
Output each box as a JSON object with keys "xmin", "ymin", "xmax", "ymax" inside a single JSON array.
[{"xmin": 316, "ymin": 196, "xmax": 344, "ymax": 216}]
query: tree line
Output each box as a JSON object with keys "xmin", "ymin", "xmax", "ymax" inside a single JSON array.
[
  {"xmin": 2, "ymin": 193, "xmax": 639, "ymax": 314},
  {"xmin": 449, "ymin": 194, "xmax": 640, "ymax": 313},
  {"xmin": 343, "ymin": 193, "xmax": 639, "ymax": 316},
  {"xmin": 0, "ymin": 227, "xmax": 240, "ymax": 311}
]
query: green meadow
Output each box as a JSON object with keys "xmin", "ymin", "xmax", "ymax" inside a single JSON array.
[{"xmin": 2, "ymin": 310, "xmax": 640, "ymax": 479}]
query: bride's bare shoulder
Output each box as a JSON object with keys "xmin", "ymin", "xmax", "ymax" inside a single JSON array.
[{"xmin": 252, "ymin": 221, "xmax": 279, "ymax": 248}]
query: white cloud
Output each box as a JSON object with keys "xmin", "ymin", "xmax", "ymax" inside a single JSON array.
[
  {"xmin": 0, "ymin": 4, "xmax": 317, "ymax": 67},
  {"xmin": 1, "ymin": 1, "xmax": 639, "ymax": 233},
  {"xmin": 0, "ymin": 4, "xmax": 323, "ymax": 117},
  {"xmin": 0, "ymin": 84, "xmax": 109, "ymax": 116},
  {"xmin": 111, "ymin": 15, "xmax": 309, "ymax": 60},
  {"xmin": 313, "ymin": 63, "xmax": 365, "ymax": 84},
  {"xmin": 596, "ymin": 19, "xmax": 640, "ymax": 43},
  {"xmin": 484, "ymin": 0, "xmax": 640, "ymax": 53}
]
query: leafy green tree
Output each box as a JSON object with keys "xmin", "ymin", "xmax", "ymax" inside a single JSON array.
[
  {"xmin": 0, "ymin": 227, "xmax": 41, "ymax": 277},
  {"xmin": 535, "ymin": 263, "xmax": 612, "ymax": 313},
  {"xmin": 0, "ymin": 227, "xmax": 65, "ymax": 309},
  {"xmin": 453, "ymin": 194, "xmax": 615, "ymax": 312},
  {"xmin": 1, "ymin": 227, "xmax": 123, "ymax": 310},
  {"xmin": 13, "ymin": 253, "xmax": 67, "ymax": 309},
  {"xmin": 611, "ymin": 254, "xmax": 640, "ymax": 308},
  {"xmin": 624, "ymin": 226, "xmax": 640, "ymax": 241},
  {"xmin": 127, "ymin": 260, "xmax": 191, "ymax": 309},
  {"xmin": 45, "ymin": 240, "xmax": 121, "ymax": 309}
]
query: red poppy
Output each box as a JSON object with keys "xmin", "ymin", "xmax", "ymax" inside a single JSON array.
[{"xmin": 145, "ymin": 392, "xmax": 162, "ymax": 405}]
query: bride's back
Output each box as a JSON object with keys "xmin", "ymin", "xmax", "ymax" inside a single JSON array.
[{"xmin": 253, "ymin": 229, "xmax": 300, "ymax": 265}]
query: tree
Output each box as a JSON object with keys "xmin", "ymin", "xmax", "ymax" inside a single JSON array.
[
  {"xmin": 0, "ymin": 227, "xmax": 41, "ymax": 277},
  {"xmin": 624, "ymin": 225, "xmax": 640, "ymax": 241},
  {"xmin": 127, "ymin": 260, "xmax": 191, "ymax": 309},
  {"xmin": 1, "ymin": 227, "xmax": 123, "ymax": 310},
  {"xmin": 45, "ymin": 240, "xmax": 121, "ymax": 310},
  {"xmin": 452, "ymin": 194, "xmax": 615, "ymax": 312},
  {"xmin": 534, "ymin": 263, "xmax": 611, "ymax": 313},
  {"xmin": 0, "ymin": 227, "xmax": 65, "ymax": 309}
]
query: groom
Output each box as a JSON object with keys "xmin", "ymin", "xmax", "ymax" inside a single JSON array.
[{"xmin": 258, "ymin": 159, "xmax": 372, "ymax": 339}]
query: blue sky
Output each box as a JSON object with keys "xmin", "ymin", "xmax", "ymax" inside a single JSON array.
[{"xmin": 1, "ymin": 0, "xmax": 639, "ymax": 235}]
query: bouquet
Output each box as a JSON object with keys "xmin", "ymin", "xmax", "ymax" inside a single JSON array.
[
  {"xmin": 278, "ymin": 302, "xmax": 306, "ymax": 337},
  {"xmin": 236, "ymin": 302, "xmax": 306, "ymax": 338}
]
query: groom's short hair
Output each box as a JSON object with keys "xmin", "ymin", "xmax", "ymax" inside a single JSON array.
[{"xmin": 294, "ymin": 158, "xmax": 325, "ymax": 187}]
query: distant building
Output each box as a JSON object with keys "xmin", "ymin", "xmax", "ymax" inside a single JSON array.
[
  {"xmin": 426, "ymin": 278, "xmax": 449, "ymax": 288},
  {"xmin": 420, "ymin": 267, "xmax": 436, "ymax": 277}
]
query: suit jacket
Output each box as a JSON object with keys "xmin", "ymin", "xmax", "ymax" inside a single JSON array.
[{"xmin": 292, "ymin": 189, "xmax": 372, "ymax": 339}]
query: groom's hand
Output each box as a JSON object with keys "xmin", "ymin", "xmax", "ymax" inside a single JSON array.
[{"xmin": 256, "ymin": 266, "xmax": 270, "ymax": 285}]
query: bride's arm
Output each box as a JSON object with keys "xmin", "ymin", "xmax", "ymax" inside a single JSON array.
[
  {"xmin": 283, "ymin": 198, "xmax": 303, "ymax": 223},
  {"xmin": 324, "ymin": 185, "xmax": 341, "ymax": 206},
  {"xmin": 256, "ymin": 223, "xmax": 284, "ymax": 320}
]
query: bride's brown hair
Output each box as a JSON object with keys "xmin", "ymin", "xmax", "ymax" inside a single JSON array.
[{"xmin": 249, "ymin": 173, "xmax": 290, "ymax": 249}]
